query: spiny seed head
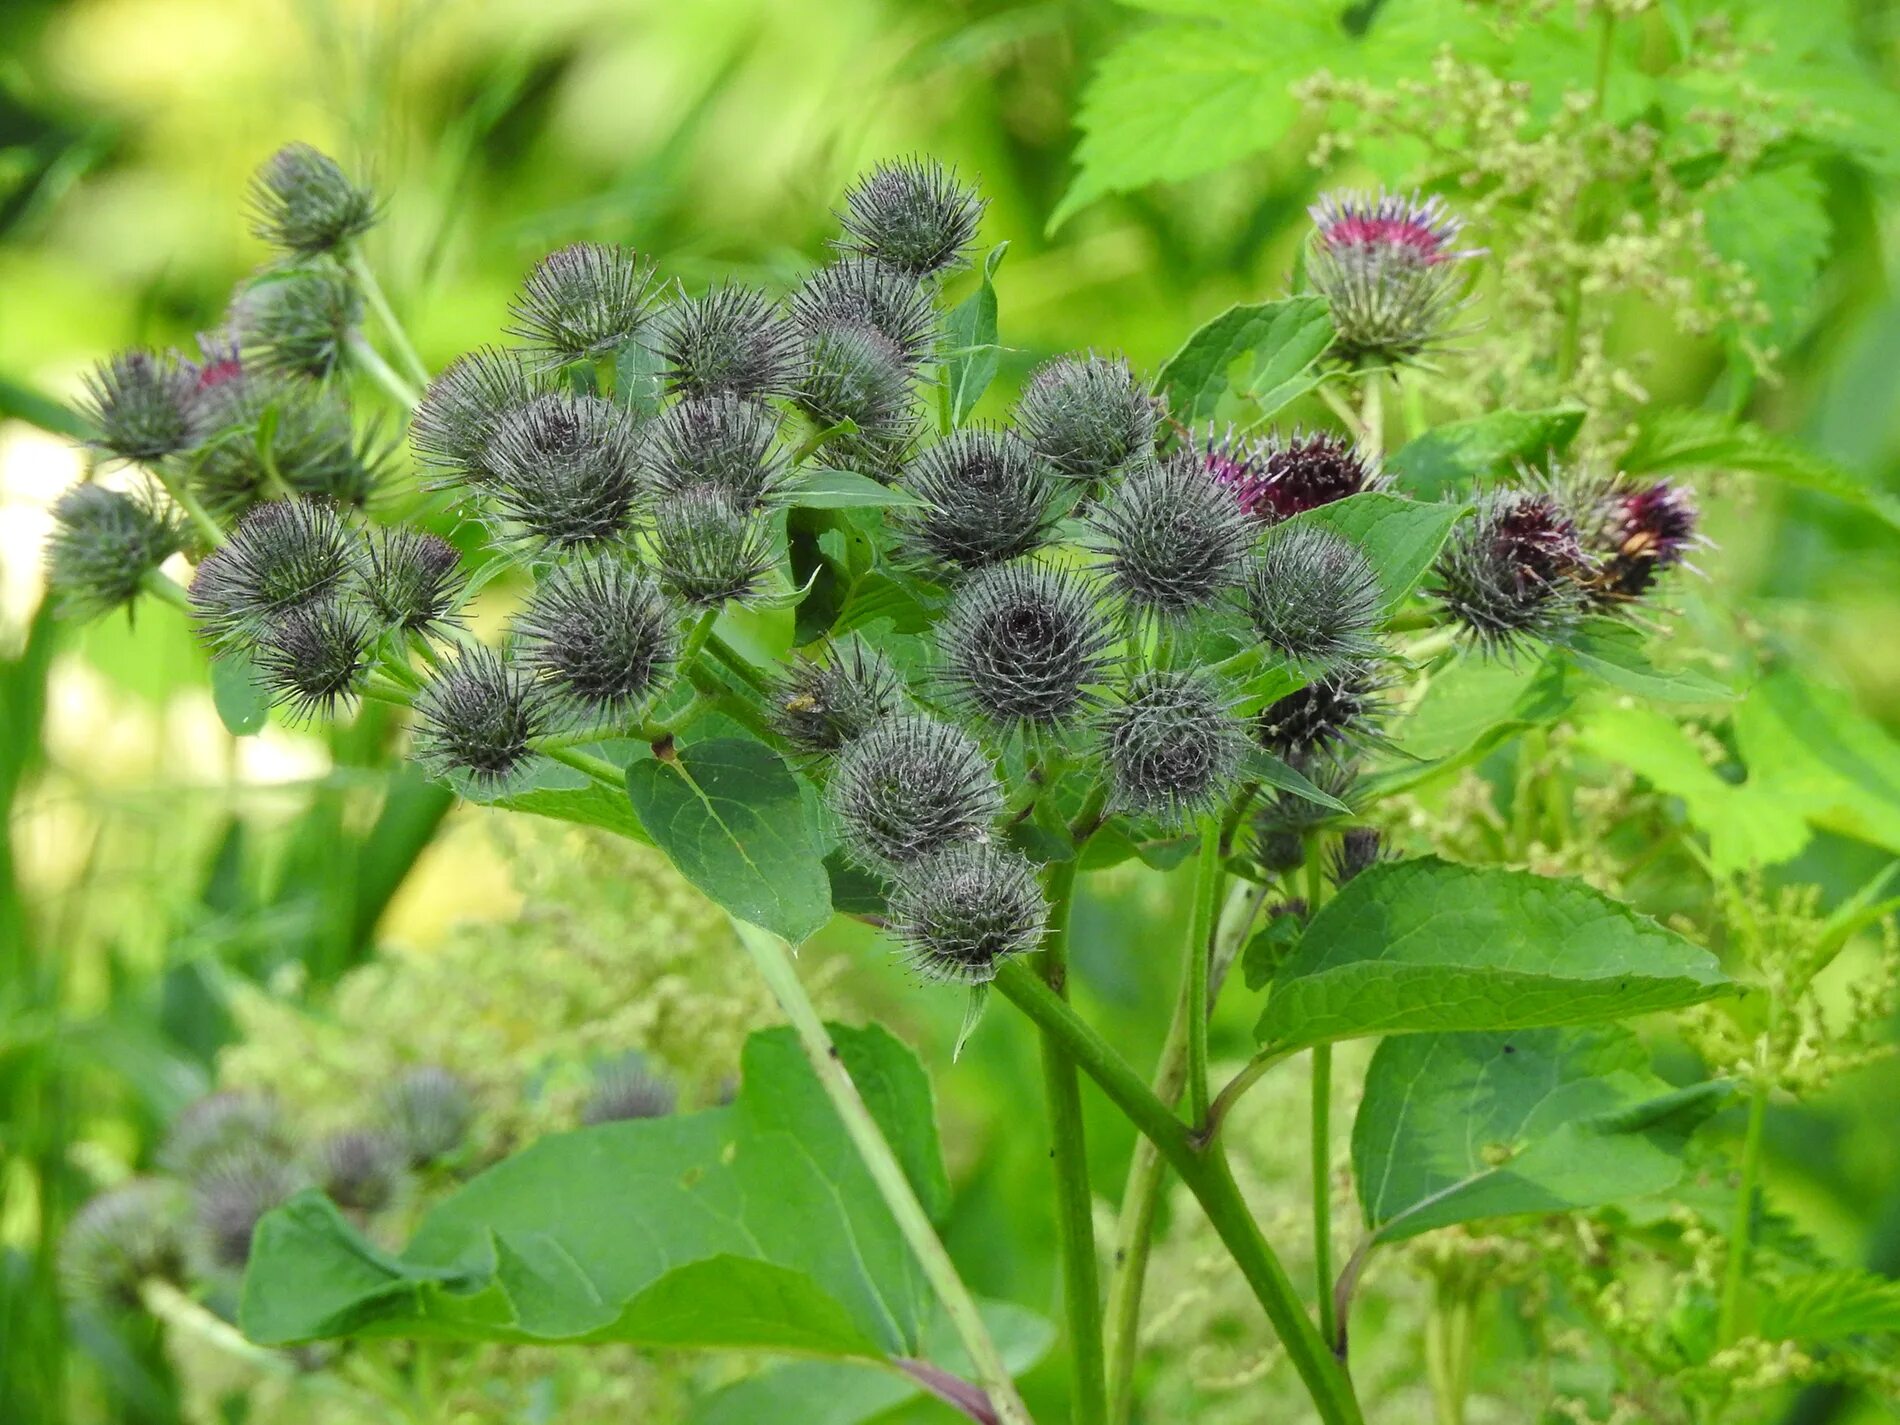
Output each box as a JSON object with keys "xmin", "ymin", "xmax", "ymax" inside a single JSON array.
[
  {"xmin": 159, "ymin": 1091, "xmax": 291, "ymax": 1183},
  {"xmin": 830, "ymin": 714, "xmax": 1003, "ymax": 869},
  {"xmin": 772, "ymin": 638, "xmax": 906, "ymax": 757},
  {"xmin": 310, "ymin": 1129, "xmax": 404, "ymax": 1213},
  {"xmin": 192, "ymin": 378, "xmax": 386, "ymax": 519},
  {"xmin": 893, "ymin": 426, "xmax": 1054, "ymax": 571},
  {"xmin": 383, "ymin": 1065, "xmax": 475, "ymax": 1166},
  {"xmin": 1251, "ymin": 429, "xmax": 1384, "ymax": 521},
  {"xmin": 192, "ymin": 1146, "xmax": 299, "ymax": 1271},
  {"xmin": 887, "ymin": 842, "xmax": 1046, "ymax": 984},
  {"xmin": 1431, "ymin": 485, "xmax": 1591, "ymax": 653},
  {"xmin": 582, "ymin": 1061, "xmax": 677, "ymax": 1125},
  {"xmin": 507, "ymin": 242, "xmax": 663, "ymax": 370},
  {"xmin": 1244, "ymin": 524, "xmax": 1384, "ymax": 666},
  {"xmin": 656, "ymin": 284, "xmax": 800, "ymax": 400},
  {"xmin": 1089, "ymin": 453, "xmax": 1254, "ymax": 619},
  {"xmin": 514, "ymin": 555, "xmax": 679, "ymax": 721},
  {"xmin": 78, "ymin": 349, "xmax": 203, "ymax": 463},
  {"xmin": 1307, "ymin": 189, "xmax": 1478, "ymax": 364},
  {"xmin": 791, "ymin": 258, "xmax": 939, "ymax": 367},
  {"xmin": 649, "ymin": 486, "xmax": 775, "ymax": 607},
  {"xmin": 1098, "ymin": 668, "xmax": 1251, "ymax": 827},
  {"xmin": 834, "ymin": 157, "xmax": 986, "ymax": 278},
  {"xmin": 60, "ymin": 1180, "xmax": 188, "ymax": 1311},
  {"xmin": 254, "ymin": 600, "xmax": 373, "ymax": 722},
  {"xmin": 483, "ymin": 392, "xmax": 644, "ymax": 549},
  {"xmin": 1586, "ymin": 477, "xmax": 1700, "ymax": 604},
  {"xmin": 793, "ymin": 323, "xmax": 919, "ymax": 475},
  {"xmin": 248, "ymin": 144, "xmax": 376, "ymax": 256},
  {"xmin": 46, "ymin": 483, "xmax": 183, "ymax": 620},
  {"xmin": 232, "ymin": 263, "xmax": 363, "ymax": 381},
  {"xmin": 645, "ymin": 395, "xmax": 787, "ymax": 508},
  {"xmin": 189, "ymin": 499, "xmax": 357, "ymax": 650},
  {"xmin": 410, "ymin": 645, "xmax": 549, "ymax": 791},
  {"xmin": 411, "ymin": 347, "xmax": 540, "ymax": 489},
  {"xmin": 1015, "ymin": 353, "xmax": 1155, "ymax": 481},
  {"xmin": 1256, "ymin": 828, "xmax": 1306, "ymax": 876},
  {"xmin": 360, "ymin": 526, "xmax": 466, "ymax": 632},
  {"xmin": 1256, "ymin": 661, "xmax": 1386, "ymax": 764},
  {"xmin": 1329, "ymin": 826, "xmax": 1388, "ymax": 886},
  {"xmin": 937, "ymin": 561, "xmax": 1117, "ymax": 731}
]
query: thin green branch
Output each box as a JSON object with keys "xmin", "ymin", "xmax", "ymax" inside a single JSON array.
[
  {"xmin": 346, "ymin": 248, "xmax": 431, "ymax": 391},
  {"xmin": 152, "ymin": 463, "xmax": 226, "ymax": 549},
  {"xmin": 1185, "ymin": 817, "xmax": 1223, "ymax": 1130},
  {"xmin": 346, "ymin": 332, "xmax": 422, "ymax": 411}
]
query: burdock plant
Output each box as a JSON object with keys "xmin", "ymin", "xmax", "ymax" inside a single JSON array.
[{"xmin": 51, "ymin": 146, "xmax": 1744, "ymax": 1425}]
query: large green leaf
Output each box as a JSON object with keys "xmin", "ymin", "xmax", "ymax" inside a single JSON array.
[
  {"xmin": 625, "ymin": 737, "xmax": 832, "ymax": 944},
  {"xmin": 1152, "ymin": 296, "xmax": 1332, "ymax": 426},
  {"xmin": 1734, "ymin": 670, "xmax": 1900, "ymax": 855},
  {"xmin": 941, "ymin": 242, "xmax": 1006, "ymax": 428},
  {"xmin": 209, "ymin": 653, "xmax": 269, "ymax": 736},
  {"xmin": 1255, "ymin": 857, "xmax": 1733, "ymax": 1051},
  {"xmin": 1756, "ymin": 1270, "xmax": 1900, "ymax": 1344},
  {"xmin": 1272, "ymin": 491, "xmax": 1465, "ymax": 614},
  {"xmin": 1352, "ymin": 1026, "xmax": 1728, "ymax": 1244},
  {"xmin": 453, "ymin": 745, "xmax": 650, "ymax": 842},
  {"xmin": 1385, "ymin": 407, "xmax": 1586, "ymax": 497},
  {"xmin": 243, "ymin": 1025, "xmax": 951, "ymax": 1361}
]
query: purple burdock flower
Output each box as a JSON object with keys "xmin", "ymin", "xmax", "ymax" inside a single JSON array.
[
  {"xmin": 1199, "ymin": 427, "xmax": 1273, "ymax": 518},
  {"xmin": 1199, "ymin": 427, "xmax": 1381, "ymax": 522},
  {"xmin": 1591, "ymin": 478, "xmax": 1700, "ymax": 602},
  {"xmin": 1307, "ymin": 189, "xmax": 1479, "ymax": 364}
]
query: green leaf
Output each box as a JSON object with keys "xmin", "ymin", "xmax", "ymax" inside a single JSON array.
[
  {"xmin": 1734, "ymin": 670, "xmax": 1900, "ymax": 856},
  {"xmin": 452, "ymin": 746, "xmax": 651, "ymax": 842},
  {"xmin": 1255, "ymin": 857, "xmax": 1733, "ymax": 1051},
  {"xmin": 792, "ymin": 469, "xmax": 923, "ymax": 509},
  {"xmin": 941, "ymin": 243, "xmax": 1006, "ymax": 427},
  {"xmin": 1385, "ymin": 654, "xmax": 1575, "ymax": 768},
  {"xmin": 625, "ymin": 738, "xmax": 832, "ymax": 945},
  {"xmin": 613, "ymin": 336, "xmax": 666, "ymax": 418},
  {"xmin": 1703, "ymin": 163, "xmax": 1831, "ymax": 348},
  {"xmin": 1556, "ymin": 621, "xmax": 1736, "ymax": 703},
  {"xmin": 1352, "ymin": 1025, "xmax": 1728, "ymax": 1244},
  {"xmin": 1245, "ymin": 748, "xmax": 1351, "ymax": 813},
  {"xmin": 1385, "ymin": 408, "xmax": 1586, "ymax": 497},
  {"xmin": 209, "ymin": 653, "xmax": 269, "ymax": 736},
  {"xmin": 243, "ymin": 1025, "xmax": 951, "ymax": 1359},
  {"xmin": 1272, "ymin": 491, "xmax": 1466, "ymax": 614},
  {"xmin": 1153, "ymin": 296, "xmax": 1332, "ymax": 426},
  {"xmin": 1756, "ymin": 1270, "xmax": 1900, "ymax": 1344}
]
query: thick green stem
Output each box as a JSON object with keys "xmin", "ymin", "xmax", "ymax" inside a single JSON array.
[
  {"xmin": 542, "ymin": 744, "xmax": 626, "ymax": 789},
  {"xmin": 1185, "ymin": 817, "xmax": 1223, "ymax": 1130},
  {"xmin": 1717, "ymin": 1047, "xmax": 1773, "ymax": 1345},
  {"xmin": 153, "ymin": 464, "xmax": 226, "ymax": 549},
  {"xmin": 1038, "ymin": 853, "xmax": 1108, "ymax": 1424},
  {"xmin": 1358, "ymin": 371, "xmax": 1384, "ymax": 465},
  {"xmin": 994, "ymin": 960, "xmax": 1364, "ymax": 1425},
  {"xmin": 731, "ymin": 921, "xmax": 1034, "ymax": 1425},
  {"xmin": 347, "ymin": 332, "xmax": 422, "ymax": 411},
  {"xmin": 1312, "ymin": 1044, "xmax": 1336, "ymax": 1347},
  {"xmin": 679, "ymin": 608, "xmax": 719, "ymax": 671},
  {"xmin": 139, "ymin": 568, "xmax": 192, "ymax": 612},
  {"xmin": 346, "ymin": 248, "xmax": 431, "ymax": 391}
]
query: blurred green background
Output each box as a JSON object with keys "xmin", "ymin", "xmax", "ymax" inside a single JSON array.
[{"xmin": 2, "ymin": 0, "xmax": 1897, "ymax": 1421}]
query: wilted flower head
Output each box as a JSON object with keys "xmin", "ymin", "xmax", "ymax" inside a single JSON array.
[
  {"xmin": 1244, "ymin": 524, "xmax": 1384, "ymax": 666},
  {"xmin": 383, "ymin": 1065, "xmax": 475, "ymax": 1166},
  {"xmin": 1251, "ymin": 429, "xmax": 1383, "ymax": 521},
  {"xmin": 248, "ymin": 144, "xmax": 376, "ymax": 256},
  {"xmin": 1307, "ymin": 189, "xmax": 1477, "ymax": 363},
  {"xmin": 1014, "ymin": 353, "xmax": 1155, "ymax": 481},
  {"xmin": 192, "ymin": 1147, "xmax": 299, "ymax": 1271},
  {"xmin": 649, "ymin": 487, "xmax": 775, "ymax": 607},
  {"xmin": 893, "ymin": 426, "xmax": 1054, "ymax": 571},
  {"xmin": 1256, "ymin": 660, "xmax": 1386, "ymax": 764},
  {"xmin": 656, "ymin": 284, "xmax": 800, "ymax": 400},
  {"xmin": 411, "ymin": 347, "xmax": 539, "ymax": 490},
  {"xmin": 834, "ymin": 157, "xmax": 986, "ymax": 278},
  {"xmin": 830, "ymin": 714, "xmax": 1003, "ymax": 869},
  {"xmin": 78, "ymin": 350, "xmax": 203, "ymax": 464},
  {"xmin": 937, "ymin": 560, "xmax": 1117, "ymax": 732},
  {"xmin": 46, "ymin": 483, "xmax": 182, "ymax": 620},
  {"xmin": 1089, "ymin": 453, "xmax": 1253, "ymax": 620},
  {"xmin": 582, "ymin": 1060, "xmax": 678, "ymax": 1125},
  {"xmin": 507, "ymin": 242, "xmax": 662, "ymax": 370},
  {"xmin": 188, "ymin": 498, "xmax": 356, "ymax": 650},
  {"xmin": 59, "ymin": 1180, "xmax": 188, "ymax": 1311},
  {"xmin": 514, "ymin": 555, "xmax": 679, "ymax": 722},
  {"xmin": 483, "ymin": 392, "xmax": 644, "ymax": 548},
  {"xmin": 233, "ymin": 264, "xmax": 363, "ymax": 381},
  {"xmin": 1099, "ymin": 668, "xmax": 1250, "ymax": 827},
  {"xmin": 159, "ymin": 1090, "xmax": 290, "ymax": 1182},
  {"xmin": 772, "ymin": 637, "xmax": 906, "ymax": 757},
  {"xmin": 791, "ymin": 258, "xmax": 939, "ymax": 367},
  {"xmin": 887, "ymin": 842, "xmax": 1046, "ymax": 984},
  {"xmin": 1432, "ymin": 484, "xmax": 1591, "ymax": 652},
  {"xmin": 792, "ymin": 322, "xmax": 918, "ymax": 474},
  {"xmin": 645, "ymin": 395, "xmax": 787, "ymax": 508},
  {"xmin": 360, "ymin": 526, "xmax": 466, "ymax": 632},
  {"xmin": 310, "ymin": 1128, "xmax": 404, "ymax": 1213},
  {"xmin": 255, "ymin": 600, "xmax": 373, "ymax": 722},
  {"xmin": 410, "ymin": 645, "xmax": 549, "ymax": 791},
  {"xmin": 1586, "ymin": 477, "xmax": 1699, "ymax": 603}
]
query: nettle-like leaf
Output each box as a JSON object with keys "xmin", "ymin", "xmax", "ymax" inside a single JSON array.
[
  {"xmin": 1384, "ymin": 407, "xmax": 1585, "ymax": 499},
  {"xmin": 1152, "ymin": 295, "xmax": 1334, "ymax": 426},
  {"xmin": 1734, "ymin": 669, "xmax": 1900, "ymax": 856},
  {"xmin": 1351, "ymin": 1025, "xmax": 1728, "ymax": 1245},
  {"xmin": 1702, "ymin": 162, "xmax": 1832, "ymax": 350},
  {"xmin": 1756, "ymin": 1269, "xmax": 1900, "ymax": 1344},
  {"xmin": 242, "ymin": 1024, "xmax": 989, "ymax": 1365},
  {"xmin": 1268, "ymin": 490, "xmax": 1465, "ymax": 615},
  {"xmin": 1254, "ymin": 857, "xmax": 1734, "ymax": 1051}
]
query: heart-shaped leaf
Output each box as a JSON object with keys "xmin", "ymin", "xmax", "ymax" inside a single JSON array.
[
  {"xmin": 1271, "ymin": 492, "xmax": 1466, "ymax": 614},
  {"xmin": 1154, "ymin": 296, "xmax": 1332, "ymax": 426}
]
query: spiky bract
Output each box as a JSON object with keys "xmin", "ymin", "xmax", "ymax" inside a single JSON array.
[
  {"xmin": 893, "ymin": 427, "xmax": 1054, "ymax": 571},
  {"xmin": 310, "ymin": 1129, "xmax": 404, "ymax": 1212},
  {"xmin": 829, "ymin": 714, "xmax": 1003, "ymax": 869},
  {"xmin": 1307, "ymin": 189, "xmax": 1476, "ymax": 364},
  {"xmin": 46, "ymin": 483, "xmax": 182, "ymax": 620},
  {"xmin": 191, "ymin": 379, "xmax": 385, "ymax": 518},
  {"xmin": 233, "ymin": 264, "xmax": 363, "ymax": 381},
  {"xmin": 507, "ymin": 242, "xmax": 662, "ymax": 370},
  {"xmin": 1329, "ymin": 826, "xmax": 1388, "ymax": 886},
  {"xmin": 1098, "ymin": 668, "xmax": 1250, "ymax": 826},
  {"xmin": 772, "ymin": 638, "xmax": 906, "ymax": 757},
  {"xmin": 656, "ymin": 284, "xmax": 800, "ymax": 400},
  {"xmin": 192, "ymin": 1147, "xmax": 299, "ymax": 1271},
  {"xmin": 410, "ymin": 645, "xmax": 548, "ymax": 791},
  {"xmin": 938, "ymin": 561, "xmax": 1116, "ymax": 731},
  {"xmin": 482, "ymin": 392, "xmax": 644, "ymax": 548},
  {"xmin": 834, "ymin": 158, "xmax": 986, "ymax": 278},
  {"xmin": 792, "ymin": 323, "xmax": 918, "ymax": 474},
  {"xmin": 247, "ymin": 144, "xmax": 376, "ymax": 256},
  {"xmin": 188, "ymin": 499, "xmax": 357, "ymax": 650},
  {"xmin": 1090, "ymin": 454, "xmax": 1254, "ymax": 619},
  {"xmin": 360, "ymin": 526, "xmax": 466, "ymax": 631},
  {"xmin": 1244, "ymin": 524, "xmax": 1384, "ymax": 666},
  {"xmin": 254, "ymin": 600, "xmax": 373, "ymax": 721},
  {"xmin": 79, "ymin": 350, "xmax": 203, "ymax": 463},
  {"xmin": 887, "ymin": 842, "xmax": 1046, "ymax": 984},
  {"xmin": 411, "ymin": 347, "xmax": 539, "ymax": 489},
  {"xmin": 59, "ymin": 1180, "xmax": 188, "ymax": 1311},
  {"xmin": 383, "ymin": 1066, "xmax": 475, "ymax": 1166},
  {"xmin": 645, "ymin": 395, "xmax": 787, "ymax": 508},
  {"xmin": 514, "ymin": 555, "xmax": 679, "ymax": 721},
  {"xmin": 649, "ymin": 487, "xmax": 775, "ymax": 607},
  {"xmin": 1432, "ymin": 485, "xmax": 1591, "ymax": 653},
  {"xmin": 791, "ymin": 258, "xmax": 938, "ymax": 367},
  {"xmin": 1014, "ymin": 353, "xmax": 1154, "ymax": 481},
  {"xmin": 582, "ymin": 1061, "xmax": 677, "ymax": 1125},
  {"xmin": 1255, "ymin": 660, "xmax": 1386, "ymax": 763}
]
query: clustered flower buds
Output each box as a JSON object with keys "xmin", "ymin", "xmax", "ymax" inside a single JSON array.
[
  {"xmin": 834, "ymin": 157, "xmax": 986, "ymax": 278},
  {"xmin": 1090, "ymin": 454, "xmax": 1253, "ymax": 620},
  {"xmin": 1014, "ymin": 353, "xmax": 1154, "ymax": 480},
  {"xmin": 830, "ymin": 714, "xmax": 1004, "ymax": 869},
  {"xmin": 894, "ymin": 427, "xmax": 1054, "ymax": 571},
  {"xmin": 887, "ymin": 842, "xmax": 1047, "ymax": 984},
  {"xmin": 937, "ymin": 561, "xmax": 1117, "ymax": 733},
  {"xmin": 772, "ymin": 638, "xmax": 906, "ymax": 757},
  {"xmin": 1245, "ymin": 524, "xmax": 1383, "ymax": 666},
  {"xmin": 1305, "ymin": 189, "xmax": 1478, "ymax": 363},
  {"xmin": 506, "ymin": 242, "xmax": 662, "ymax": 370},
  {"xmin": 1099, "ymin": 668, "xmax": 1250, "ymax": 826}
]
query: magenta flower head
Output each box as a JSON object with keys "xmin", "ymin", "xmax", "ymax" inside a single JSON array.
[
  {"xmin": 1588, "ymin": 478, "xmax": 1700, "ymax": 603},
  {"xmin": 1197, "ymin": 427, "xmax": 1381, "ymax": 522},
  {"xmin": 1306, "ymin": 189, "xmax": 1478, "ymax": 364}
]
